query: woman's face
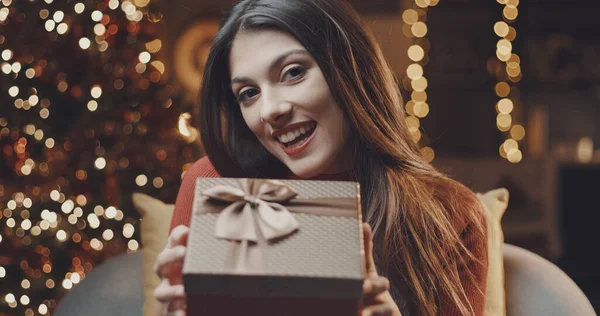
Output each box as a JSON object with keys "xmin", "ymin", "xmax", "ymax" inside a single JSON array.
[{"xmin": 229, "ymin": 29, "xmax": 353, "ymax": 178}]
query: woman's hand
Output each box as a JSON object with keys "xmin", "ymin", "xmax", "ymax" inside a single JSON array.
[
  {"xmin": 153, "ymin": 225, "xmax": 189, "ymax": 316},
  {"xmin": 359, "ymin": 223, "xmax": 402, "ymax": 316}
]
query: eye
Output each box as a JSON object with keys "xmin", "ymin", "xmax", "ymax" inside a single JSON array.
[
  {"xmin": 282, "ymin": 66, "xmax": 306, "ymax": 82},
  {"xmin": 237, "ymin": 88, "xmax": 260, "ymax": 105}
]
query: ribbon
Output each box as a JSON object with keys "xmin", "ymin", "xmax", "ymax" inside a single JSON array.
[{"xmin": 197, "ymin": 179, "xmax": 356, "ymax": 274}]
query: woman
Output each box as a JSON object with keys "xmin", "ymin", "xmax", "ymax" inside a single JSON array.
[{"xmin": 154, "ymin": 0, "xmax": 488, "ymax": 315}]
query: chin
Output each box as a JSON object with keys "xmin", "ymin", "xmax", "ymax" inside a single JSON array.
[{"xmin": 287, "ymin": 164, "xmax": 322, "ymax": 179}]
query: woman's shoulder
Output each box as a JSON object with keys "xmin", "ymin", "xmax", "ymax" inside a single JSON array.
[{"xmin": 185, "ymin": 156, "xmax": 221, "ymax": 179}]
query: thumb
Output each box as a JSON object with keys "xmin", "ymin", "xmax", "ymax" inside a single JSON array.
[{"xmin": 363, "ymin": 222, "xmax": 378, "ymax": 276}]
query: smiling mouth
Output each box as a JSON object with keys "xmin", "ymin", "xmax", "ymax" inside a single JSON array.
[{"xmin": 276, "ymin": 124, "xmax": 317, "ymax": 148}]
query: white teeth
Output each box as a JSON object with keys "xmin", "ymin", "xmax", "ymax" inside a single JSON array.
[{"xmin": 277, "ymin": 123, "xmax": 316, "ymax": 144}]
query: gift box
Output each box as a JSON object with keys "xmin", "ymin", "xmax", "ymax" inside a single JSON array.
[{"xmin": 182, "ymin": 178, "xmax": 365, "ymax": 315}]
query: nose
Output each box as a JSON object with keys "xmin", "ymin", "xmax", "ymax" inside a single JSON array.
[{"xmin": 260, "ymin": 93, "xmax": 293, "ymax": 125}]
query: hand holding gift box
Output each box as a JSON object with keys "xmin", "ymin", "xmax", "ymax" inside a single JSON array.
[{"xmin": 183, "ymin": 178, "xmax": 367, "ymax": 315}]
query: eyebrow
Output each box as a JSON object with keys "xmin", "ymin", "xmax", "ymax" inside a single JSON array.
[{"xmin": 230, "ymin": 49, "xmax": 310, "ymax": 85}]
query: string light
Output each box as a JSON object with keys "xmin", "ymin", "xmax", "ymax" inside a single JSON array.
[
  {"xmin": 492, "ymin": 0, "xmax": 524, "ymax": 163},
  {"xmin": 402, "ymin": 1, "xmax": 437, "ymax": 162}
]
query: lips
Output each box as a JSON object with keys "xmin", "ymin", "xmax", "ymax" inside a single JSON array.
[{"xmin": 277, "ymin": 124, "xmax": 317, "ymax": 156}]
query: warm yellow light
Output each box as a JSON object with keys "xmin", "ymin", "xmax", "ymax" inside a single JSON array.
[
  {"xmin": 145, "ymin": 39, "xmax": 162, "ymax": 53},
  {"xmin": 91, "ymin": 10, "xmax": 103, "ymax": 22},
  {"xmin": 56, "ymin": 230, "xmax": 68, "ymax": 242},
  {"xmin": 402, "ymin": 9, "xmax": 419, "ymax": 25},
  {"xmin": 5, "ymin": 293, "xmax": 16, "ymax": 303},
  {"xmin": 496, "ymin": 50, "xmax": 511, "ymax": 62},
  {"xmin": 70, "ymin": 273, "xmax": 81, "ymax": 284},
  {"xmin": 1, "ymin": 49, "xmax": 12, "ymax": 61},
  {"xmin": 494, "ymin": 21, "xmax": 509, "ymax": 37},
  {"xmin": 134, "ymin": 0, "xmax": 150, "ymax": 7},
  {"xmin": 507, "ymin": 148, "xmax": 523, "ymax": 163},
  {"xmin": 103, "ymin": 229, "xmax": 114, "ymax": 241},
  {"xmin": 90, "ymin": 238, "xmax": 103, "ymax": 250},
  {"xmin": 8, "ymin": 86, "xmax": 19, "ymax": 97},
  {"xmin": 90, "ymin": 85, "xmax": 102, "ymax": 98},
  {"xmin": 497, "ymin": 39, "xmax": 512, "ymax": 56},
  {"xmin": 94, "ymin": 157, "xmax": 106, "ymax": 170},
  {"xmin": 507, "ymin": 0, "xmax": 519, "ymax": 7},
  {"xmin": 407, "ymin": 63, "xmax": 424, "ymax": 80},
  {"xmin": 79, "ymin": 38, "xmax": 91, "ymax": 49},
  {"xmin": 45, "ymin": 138, "xmax": 55, "ymax": 148},
  {"xmin": 45, "ymin": 20, "xmax": 56, "ymax": 32},
  {"xmin": 135, "ymin": 174, "xmax": 148, "ymax": 186},
  {"xmin": 74, "ymin": 3, "xmax": 85, "ymax": 14},
  {"xmin": 411, "ymin": 22, "xmax": 428, "ymax": 38},
  {"xmin": 414, "ymin": 102, "xmax": 430, "ymax": 118},
  {"xmin": 503, "ymin": 6, "xmax": 518, "ymax": 20},
  {"xmin": 407, "ymin": 45, "xmax": 425, "ymax": 62},
  {"xmin": 411, "ymin": 129, "xmax": 422, "ymax": 143},
  {"xmin": 405, "ymin": 116, "xmax": 420, "ymax": 133},
  {"xmin": 505, "ymin": 27, "xmax": 517, "ymax": 41},
  {"xmin": 87, "ymin": 213, "xmax": 100, "ymax": 229},
  {"xmin": 108, "ymin": 0, "xmax": 119, "ymax": 10},
  {"xmin": 62, "ymin": 279, "xmax": 73, "ymax": 289},
  {"xmin": 94, "ymin": 24, "xmax": 106, "ymax": 36},
  {"xmin": 53, "ymin": 11, "xmax": 64, "ymax": 23},
  {"xmin": 138, "ymin": 51, "xmax": 151, "ymax": 64},
  {"xmin": 150, "ymin": 61, "xmax": 165, "ymax": 74},
  {"xmin": 105, "ymin": 206, "xmax": 117, "ymax": 219},
  {"xmin": 20, "ymin": 295, "xmax": 30, "ymax": 305},
  {"xmin": 506, "ymin": 63, "xmax": 521, "ymax": 77},
  {"xmin": 496, "ymin": 113, "xmax": 512, "ymax": 130},
  {"xmin": 510, "ymin": 125, "xmax": 526, "ymax": 140},
  {"xmin": 39, "ymin": 304, "xmax": 48, "ymax": 314},
  {"xmin": 415, "ymin": 0, "xmax": 430, "ymax": 8},
  {"xmin": 123, "ymin": 223, "xmax": 135, "ymax": 238},
  {"xmin": 128, "ymin": 239, "xmax": 139, "ymax": 251},
  {"xmin": 503, "ymin": 139, "xmax": 518, "ymax": 152},
  {"xmin": 495, "ymin": 82, "xmax": 510, "ymax": 97},
  {"xmin": 87, "ymin": 100, "xmax": 98, "ymax": 111},
  {"xmin": 577, "ymin": 137, "xmax": 594, "ymax": 163},
  {"xmin": 411, "ymin": 77, "xmax": 428, "ymax": 92},
  {"xmin": 497, "ymin": 98, "xmax": 514, "ymax": 114},
  {"xmin": 411, "ymin": 90, "xmax": 427, "ymax": 103}
]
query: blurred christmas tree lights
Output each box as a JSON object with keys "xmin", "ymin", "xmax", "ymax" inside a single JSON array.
[{"xmin": 0, "ymin": 0, "xmax": 202, "ymax": 314}]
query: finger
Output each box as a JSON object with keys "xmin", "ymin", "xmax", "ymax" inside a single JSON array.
[
  {"xmin": 363, "ymin": 222, "xmax": 377, "ymax": 276},
  {"xmin": 154, "ymin": 245, "xmax": 186, "ymax": 278},
  {"xmin": 166, "ymin": 310, "xmax": 186, "ymax": 316},
  {"xmin": 154, "ymin": 280, "xmax": 186, "ymax": 303},
  {"xmin": 363, "ymin": 276, "xmax": 390, "ymax": 298},
  {"xmin": 167, "ymin": 225, "xmax": 190, "ymax": 248},
  {"xmin": 361, "ymin": 302, "xmax": 395, "ymax": 316},
  {"xmin": 168, "ymin": 298, "xmax": 187, "ymax": 312}
]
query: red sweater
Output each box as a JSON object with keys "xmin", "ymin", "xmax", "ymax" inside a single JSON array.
[{"xmin": 170, "ymin": 156, "xmax": 488, "ymax": 316}]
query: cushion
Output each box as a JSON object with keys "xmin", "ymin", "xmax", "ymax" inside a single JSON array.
[
  {"xmin": 476, "ymin": 188, "xmax": 509, "ymax": 316},
  {"xmin": 132, "ymin": 193, "xmax": 175, "ymax": 316}
]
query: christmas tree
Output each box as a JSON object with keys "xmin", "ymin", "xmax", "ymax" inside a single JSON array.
[{"xmin": 0, "ymin": 0, "xmax": 201, "ymax": 314}]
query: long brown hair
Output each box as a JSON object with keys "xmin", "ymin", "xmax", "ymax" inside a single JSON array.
[{"xmin": 199, "ymin": 0, "xmax": 487, "ymax": 315}]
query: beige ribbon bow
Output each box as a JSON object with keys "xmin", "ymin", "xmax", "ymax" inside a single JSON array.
[{"xmin": 202, "ymin": 179, "xmax": 300, "ymax": 244}]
